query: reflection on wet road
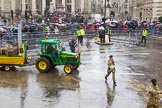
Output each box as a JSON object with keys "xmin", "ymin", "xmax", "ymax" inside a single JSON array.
[{"xmin": 0, "ymin": 38, "xmax": 162, "ymax": 108}]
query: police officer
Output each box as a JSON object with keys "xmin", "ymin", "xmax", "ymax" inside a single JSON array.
[
  {"xmin": 147, "ymin": 79, "xmax": 162, "ymax": 108},
  {"xmin": 76, "ymin": 27, "xmax": 81, "ymax": 44},
  {"xmin": 105, "ymin": 55, "xmax": 116, "ymax": 86},
  {"xmin": 79, "ymin": 27, "xmax": 85, "ymax": 45},
  {"xmin": 141, "ymin": 28, "xmax": 148, "ymax": 44}
]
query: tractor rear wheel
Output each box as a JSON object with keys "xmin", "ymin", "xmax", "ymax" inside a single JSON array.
[
  {"xmin": 36, "ymin": 57, "xmax": 51, "ymax": 73},
  {"xmin": 64, "ymin": 65, "xmax": 73, "ymax": 74}
]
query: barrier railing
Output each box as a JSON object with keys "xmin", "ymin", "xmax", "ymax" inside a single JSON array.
[{"xmin": 1, "ymin": 29, "xmax": 162, "ymax": 47}]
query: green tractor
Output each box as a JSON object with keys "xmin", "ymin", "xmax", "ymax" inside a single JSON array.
[{"xmin": 35, "ymin": 39, "xmax": 81, "ymax": 74}]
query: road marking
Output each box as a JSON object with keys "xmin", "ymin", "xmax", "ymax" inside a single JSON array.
[
  {"xmin": 117, "ymin": 73, "xmax": 145, "ymax": 76},
  {"xmin": 116, "ymin": 52, "xmax": 150, "ymax": 56}
]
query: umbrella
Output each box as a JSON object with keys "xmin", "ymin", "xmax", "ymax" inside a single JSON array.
[
  {"xmin": 95, "ymin": 23, "xmax": 101, "ymax": 26},
  {"xmin": 0, "ymin": 27, "xmax": 6, "ymax": 32}
]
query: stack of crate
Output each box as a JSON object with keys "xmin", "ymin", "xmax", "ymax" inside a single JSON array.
[{"xmin": 0, "ymin": 43, "xmax": 18, "ymax": 56}]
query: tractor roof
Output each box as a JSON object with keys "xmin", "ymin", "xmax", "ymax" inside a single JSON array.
[{"xmin": 40, "ymin": 39, "xmax": 62, "ymax": 44}]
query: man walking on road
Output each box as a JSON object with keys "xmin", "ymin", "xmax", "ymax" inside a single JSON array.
[
  {"xmin": 147, "ymin": 79, "xmax": 162, "ymax": 108},
  {"xmin": 105, "ymin": 55, "xmax": 116, "ymax": 86},
  {"xmin": 141, "ymin": 28, "xmax": 148, "ymax": 44}
]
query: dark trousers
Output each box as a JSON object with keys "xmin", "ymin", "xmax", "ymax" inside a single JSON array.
[
  {"xmin": 141, "ymin": 36, "xmax": 146, "ymax": 43},
  {"xmin": 70, "ymin": 46, "xmax": 75, "ymax": 53},
  {"xmin": 78, "ymin": 36, "xmax": 83, "ymax": 45},
  {"xmin": 100, "ymin": 36, "xmax": 105, "ymax": 43},
  {"xmin": 108, "ymin": 34, "xmax": 111, "ymax": 42}
]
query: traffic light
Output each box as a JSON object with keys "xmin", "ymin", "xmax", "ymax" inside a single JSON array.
[
  {"xmin": 110, "ymin": 11, "xmax": 115, "ymax": 18},
  {"xmin": 11, "ymin": 10, "xmax": 13, "ymax": 18}
]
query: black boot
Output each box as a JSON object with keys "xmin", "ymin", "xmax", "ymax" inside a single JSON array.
[{"xmin": 105, "ymin": 76, "xmax": 107, "ymax": 82}]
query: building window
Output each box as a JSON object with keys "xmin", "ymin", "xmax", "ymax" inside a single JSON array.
[
  {"xmin": 67, "ymin": 5, "xmax": 71, "ymax": 12},
  {"xmin": 67, "ymin": 0, "xmax": 71, "ymax": 3},
  {"xmin": 58, "ymin": 0, "xmax": 62, "ymax": 4}
]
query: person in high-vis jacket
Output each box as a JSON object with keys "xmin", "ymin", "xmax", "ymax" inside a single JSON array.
[
  {"xmin": 79, "ymin": 28, "xmax": 85, "ymax": 45},
  {"xmin": 76, "ymin": 28, "xmax": 81, "ymax": 44},
  {"xmin": 141, "ymin": 28, "xmax": 148, "ymax": 44},
  {"xmin": 147, "ymin": 79, "xmax": 162, "ymax": 108}
]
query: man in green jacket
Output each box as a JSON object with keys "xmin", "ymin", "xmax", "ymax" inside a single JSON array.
[
  {"xmin": 76, "ymin": 28, "xmax": 81, "ymax": 44},
  {"xmin": 79, "ymin": 27, "xmax": 85, "ymax": 45},
  {"xmin": 141, "ymin": 28, "xmax": 148, "ymax": 44}
]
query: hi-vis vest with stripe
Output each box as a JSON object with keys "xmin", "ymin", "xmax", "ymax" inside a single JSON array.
[
  {"xmin": 142, "ymin": 30, "xmax": 148, "ymax": 37},
  {"xmin": 108, "ymin": 30, "xmax": 112, "ymax": 35}
]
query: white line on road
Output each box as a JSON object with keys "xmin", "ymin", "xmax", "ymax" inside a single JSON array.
[
  {"xmin": 117, "ymin": 73, "xmax": 145, "ymax": 76},
  {"xmin": 116, "ymin": 53, "xmax": 150, "ymax": 56}
]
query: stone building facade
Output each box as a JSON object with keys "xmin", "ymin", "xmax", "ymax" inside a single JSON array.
[
  {"xmin": 0, "ymin": 0, "xmax": 95, "ymax": 20},
  {"xmin": 132, "ymin": 0, "xmax": 162, "ymax": 22},
  {"xmin": 0, "ymin": 0, "xmax": 45, "ymax": 19}
]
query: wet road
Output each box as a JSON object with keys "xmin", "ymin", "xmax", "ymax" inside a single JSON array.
[{"xmin": 0, "ymin": 37, "xmax": 162, "ymax": 108}]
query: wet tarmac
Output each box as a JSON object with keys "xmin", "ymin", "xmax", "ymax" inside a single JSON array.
[{"xmin": 0, "ymin": 37, "xmax": 162, "ymax": 108}]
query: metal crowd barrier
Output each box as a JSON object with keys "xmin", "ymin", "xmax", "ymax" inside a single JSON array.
[{"xmin": 1, "ymin": 29, "xmax": 162, "ymax": 47}]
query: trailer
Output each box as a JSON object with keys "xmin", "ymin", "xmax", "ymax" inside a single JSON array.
[{"xmin": 0, "ymin": 42, "xmax": 28, "ymax": 71}]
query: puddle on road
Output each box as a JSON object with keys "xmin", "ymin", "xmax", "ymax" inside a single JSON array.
[
  {"xmin": 0, "ymin": 71, "xmax": 28, "ymax": 88},
  {"xmin": 36, "ymin": 69, "xmax": 80, "ymax": 91}
]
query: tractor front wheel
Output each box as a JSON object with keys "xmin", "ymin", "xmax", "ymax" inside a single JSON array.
[
  {"xmin": 64, "ymin": 65, "xmax": 73, "ymax": 74},
  {"xmin": 36, "ymin": 57, "xmax": 51, "ymax": 73}
]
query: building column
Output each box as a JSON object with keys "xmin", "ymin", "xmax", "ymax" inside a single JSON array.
[
  {"xmin": 21, "ymin": 0, "xmax": 26, "ymax": 14},
  {"xmin": 62, "ymin": 0, "xmax": 65, "ymax": 11},
  {"xmin": 11, "ymin": 0, "xmax": 16, "ymax": 11},
  {"xmin": 42, "ymin": 0, "xmax": 46, "ymax": 15},
  {"xmin": 53, "ymin": 0, "xmax": 56, "ymax": 8},
  {"xmin": 71, "ymin": 0, "xmax": 75, "ymax": 14},
  {"xmin": 32, "ymin": 0, "xmax": 36, "ymax": 14},
  {"xmin": 80, "ymin": 0, "xmax": 84, "ymax": 13},
  {"xmin": 49, "ymin": 0, "xmax": 56, "ymax": 12},
  {"xmin": 1, "ymin": 0, "xmax": 4, "ymax": 16}
]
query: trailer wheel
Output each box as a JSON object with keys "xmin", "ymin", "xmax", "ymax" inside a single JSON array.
[
  {"xmin": 64, "ymin": 65, "xmax": 73, "ymax": 74},
  {"xmin": 3, "ymin": 66, "xmax": 11, "ymax": 71},
  {"xmin": 36, "ymin": 57, "xmax": 51, "ymax": 73}
]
